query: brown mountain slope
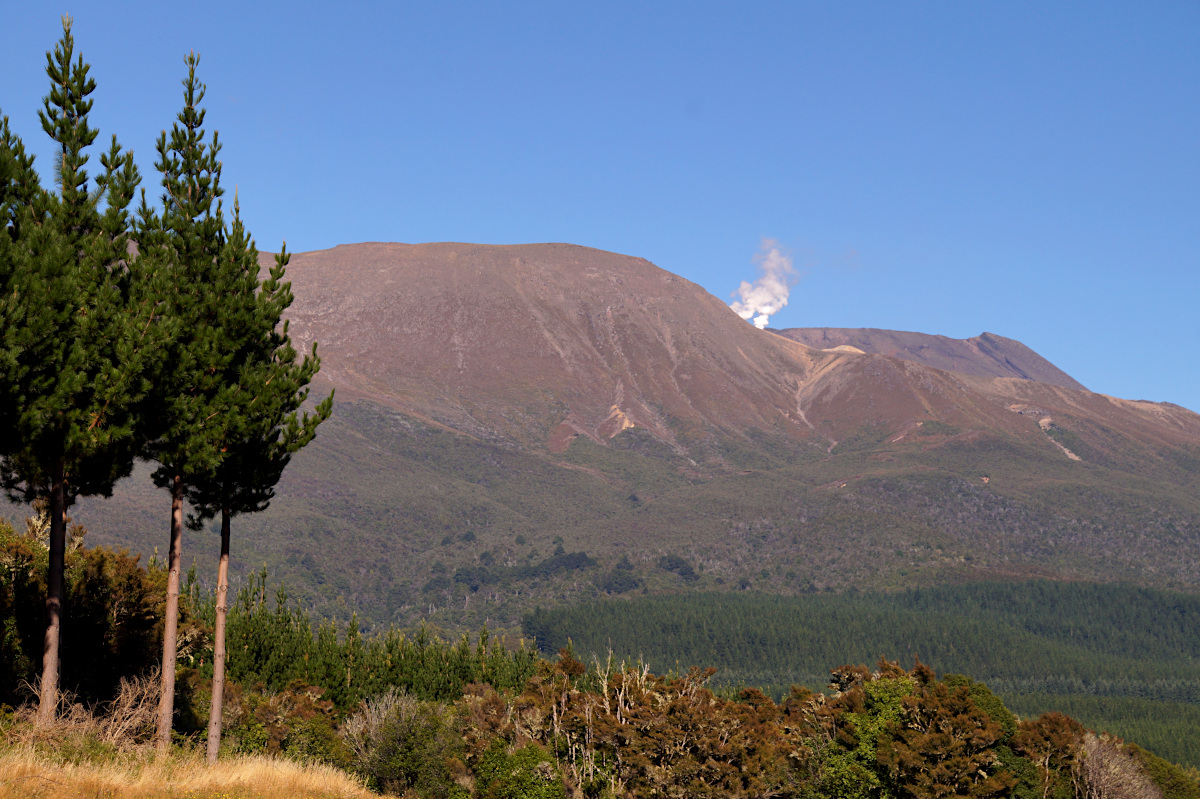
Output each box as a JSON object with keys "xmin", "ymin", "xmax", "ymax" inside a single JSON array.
[
  {"xmin": 54, "ymin": 242, "xmax": 1200, "ymax": 629},
  {"xmin": 774, "ymin": 327, "xmax": 1087, "ymax": 390},
  {"xmin": 278, "ymin": 243, "xmax": 1194, "ymax": 460},
  {"xmin": 279, "ymin": 242, "xmax": 823, "ymax": 450}
]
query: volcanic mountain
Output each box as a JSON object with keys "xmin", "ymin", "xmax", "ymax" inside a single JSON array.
[{"xmin": 69, "ymin": 242, "xmax": 1200, "ymax": 629}]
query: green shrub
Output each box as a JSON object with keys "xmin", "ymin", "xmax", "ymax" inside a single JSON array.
[
  {"xmin": 476, "ymin": 740, "xmax": 565, "ymax": 799},
  {"xmin": 342, "ymin": 689, "xmax": 466, "ymax": 797}
]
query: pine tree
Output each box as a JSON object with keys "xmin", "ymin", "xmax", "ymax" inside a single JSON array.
[
  {"xmin": 0, "ymin": 113, "xmax": 40, "ymax": 239},
  {"xmin": 136, "ymin": 51, "xmax": 236, "ymax": 750},
  {"xmin": 0, "ymin": 18, "xmax": 154, "ymax": 725},
  {"xmin": 183, "ymin": 204, "xmax": 332, "ymax": 763}
]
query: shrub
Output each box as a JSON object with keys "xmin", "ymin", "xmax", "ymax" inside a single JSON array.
[
  {"xmin": 597, "ymin": 570, "xmax": 640, "ymax": 595},
  {"xmin": 342, "ymin": 688, "xmax": 466, "ymax": 797},
  {"xmin": 476, "ymin": 740, "xmax": 565, "ymax": 799}
]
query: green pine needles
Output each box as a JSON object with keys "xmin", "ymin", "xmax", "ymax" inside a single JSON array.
[
  {"xmin": 0, "ymin": 16, "xmax": 157, "ymax": 727},
  {"xmin": 0, "ymin": 21, "xmax": 331, "ymax": 745},
  {"xmin": 133, "ymin": 51, "xmax": 333, "ymax": 754}
]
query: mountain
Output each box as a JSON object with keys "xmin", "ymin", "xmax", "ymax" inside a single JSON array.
[
  {"xmin": 276, "ymin": 241, "xmax": 823, "ymax": 449},
  {"xmin": 772, "ymin": 328, "xmax": 1087, "ymax": 391},
  {"xmin": 55, "ymin": 242, "xmax": 1200, "ymax": 630}
]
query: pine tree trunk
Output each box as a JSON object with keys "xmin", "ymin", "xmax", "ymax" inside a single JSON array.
[
  {"xmin": 35, "ymin": 461, "xmax": 67, "ymax": 727},
  {"xmin": 206, "ymin": 506, "xmax": 231, "ymax": 764},
  {"xmin": 156, "ymin": 475, "xmax": 184, "ymax": 751}
]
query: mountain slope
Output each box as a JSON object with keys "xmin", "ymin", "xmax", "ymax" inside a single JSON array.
[
  {"xmin": 52, "ymin": 242, "xmax": 1200, "ymax": 629},
  {"xmin": 278, "ymin": 242, "xmax": 823, "ymax": 450},
  {"xmin": 774, "ymin": 327, "xmax": 1087, "ymax": 390}
]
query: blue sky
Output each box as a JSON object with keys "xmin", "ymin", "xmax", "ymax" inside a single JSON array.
[{"xmin": 3, "ymin": 2, "xmax": 1198, "ymax": 411}]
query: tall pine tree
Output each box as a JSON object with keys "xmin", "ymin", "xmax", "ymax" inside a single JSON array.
[
  {"xmin": 136, "ymin": 51, "xmax": 236, "ymax": 750},
  {"xmin": 185, "ymin": 206, "xmax": 332, "ymax": 762},
  {"xmin": 0, "ymin": 18, "xmax": 155, "ymax": 725}
]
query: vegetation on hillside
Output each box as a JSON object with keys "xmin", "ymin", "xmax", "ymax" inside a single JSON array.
[
  {"xmin": 5, "ymin": 525, "xmax": 1200, "ymax": 798},
  {"xmin": 4, "ymin": 16, "xmax": 1200, "ymax": 799},
  {"xmin": 524, "ymin": 584, "xmax": 1200, "ymax": 768},
  {"xmin": 67, "ymin": 399, "xmax": 1200, "ymax": 638}
]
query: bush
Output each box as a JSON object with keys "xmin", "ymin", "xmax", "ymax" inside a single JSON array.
[
  {"xmin": 342, "ymin": 688, "xmax": 466, "ymax": 797},
  {"xmin": 0, "ymin": 518, "xmax": 165, "ymax": 708},
  {"xmin": 476, "ymin": 740, "xmax": 565, "ymax": 799},
  {"xmin": 656, "ymin": 554, "xmax": 698, "ymax": 582},
  {"xmin": 597, "ymin": 570, "xmax": 640, "ymax": 595},
  {"xmin": 219, "ymin": 678, "xmax": 343, "ymax": 761}
]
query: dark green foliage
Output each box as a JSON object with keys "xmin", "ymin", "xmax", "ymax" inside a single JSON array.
[
  {"xmin": 452, "ymin": 550, "xmax": 596, "ymax": 592},
  {"xmin": 524, "ymin": 583, "xmax": 1200, "ymax": 691},
  {"xmin": 343, "ymin": 690, "xmax": 466, "ymax": 797},
  {"xmin": 524, "ymin": 581, "xmax": 1200, "ymax": 767},
  {"xmin": 0, "ymin": 93, "xmax": 147, "ymax": 498},
  {"xmin": 0, "ymin": 113, "xmax": 39, "ymax": 242},
  {"xmin": 656, "ymin": 553, "xmax": 698, "ymax": 582},
  {"xmin": 0, "ymin": 517, "xmax": 163, "ymax": 707},
  {"xmin": 1129, "ymin": 745, "xmax": 1200, "ymax": 799},
  {"xmin": 217, "ymin": 676, "xmax": 350, "ymax": 763},
  {"xmin": 136, "ymin": 53, "xmax": 232, "ymax": 488},
  {"xmin": 0, "ymin": 23, "xmax": 156, "ymax": 717},
  {"xmin": 181, "ymin": 219, "xmax": 332, "ymax": 526},
  {"xmin": 196, "ymin": 571, "xmax": 539, "ymax": 709},
  {"xmin": 993, "ymin": 746, "xmax": 1042, "ymax": 799},
  {"xmin": 597, "ymin": 569, "xmax": 641, "ymax": 594}
]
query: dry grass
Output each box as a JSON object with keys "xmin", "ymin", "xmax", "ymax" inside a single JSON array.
[
  {"xmin": 6, "ymin": 672, "xmax": 158, "ymax": 751},
  {"xmin": 0, "ymin": 675, "xmax": 378, "ymax": 799},
  {"xmin": 0, "ymin": 746, "xmax": 377, "ymax": 798}
]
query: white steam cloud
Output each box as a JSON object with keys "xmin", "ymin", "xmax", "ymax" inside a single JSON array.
[{"xmin": 730, "ymin": 239, "xmax": 794, "ymax": 329}]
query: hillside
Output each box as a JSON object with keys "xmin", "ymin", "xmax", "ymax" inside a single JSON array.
[
  {"xmin": 773, "ymin": 327, "xmax": 1087, "ymax": 390},
  {"xmin": 49, "ymin": 242, "xmax": 1200, "ymax": 630}
]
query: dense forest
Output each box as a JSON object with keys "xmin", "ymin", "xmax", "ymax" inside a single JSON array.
[{"xmin": 524, "ymin": 585, "xmax": 1200, "ymax": 768}]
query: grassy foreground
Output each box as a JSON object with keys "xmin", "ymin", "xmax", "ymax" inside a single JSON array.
[
  {"xmin": 0, "ymin": 688, "xmax": 375, "ymax": 799},
  {"xmin": 0, "ymin": 747, "xmax": 373, "ymax": 799}
]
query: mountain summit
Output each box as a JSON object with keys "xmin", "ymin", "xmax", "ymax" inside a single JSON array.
[{"xmin": 279, "ymin": 241, "xmax": 820, "ymax": 449}]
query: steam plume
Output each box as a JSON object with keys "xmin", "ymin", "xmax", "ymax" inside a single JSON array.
[{"xmin": 730, "ymin": 239, "xmax": 794, "ymax": 329}]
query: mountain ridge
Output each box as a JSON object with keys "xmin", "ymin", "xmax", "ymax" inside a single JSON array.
[{"xmin": 772, "ymin": 327, "xmax": 1087, "ymax": 391}]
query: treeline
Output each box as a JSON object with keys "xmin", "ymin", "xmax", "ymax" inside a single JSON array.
[
  {"xmin": 0, "ymin": 519, "xmax": 537, "ymax": 713},
  {"xmin": 197, "ymin": 570, "xmax": 539, "ymax": 709},
  {"xmin": 523, "ymin": 583, "xmax": 1200, "ymax": 767},
  {"xmin": 523, "ymin": 584, "xmax": 1200, "ymax": 686}
]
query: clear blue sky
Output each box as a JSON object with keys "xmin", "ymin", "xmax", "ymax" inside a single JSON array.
[{"xmin": 4, "ymin": 2, "xmax": 1197, "ymax": 411}]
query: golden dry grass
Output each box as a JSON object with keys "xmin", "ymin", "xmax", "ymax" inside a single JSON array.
[{"xmin": 0, "ymin": 745, "xmax": 377, "ymax": 799}]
